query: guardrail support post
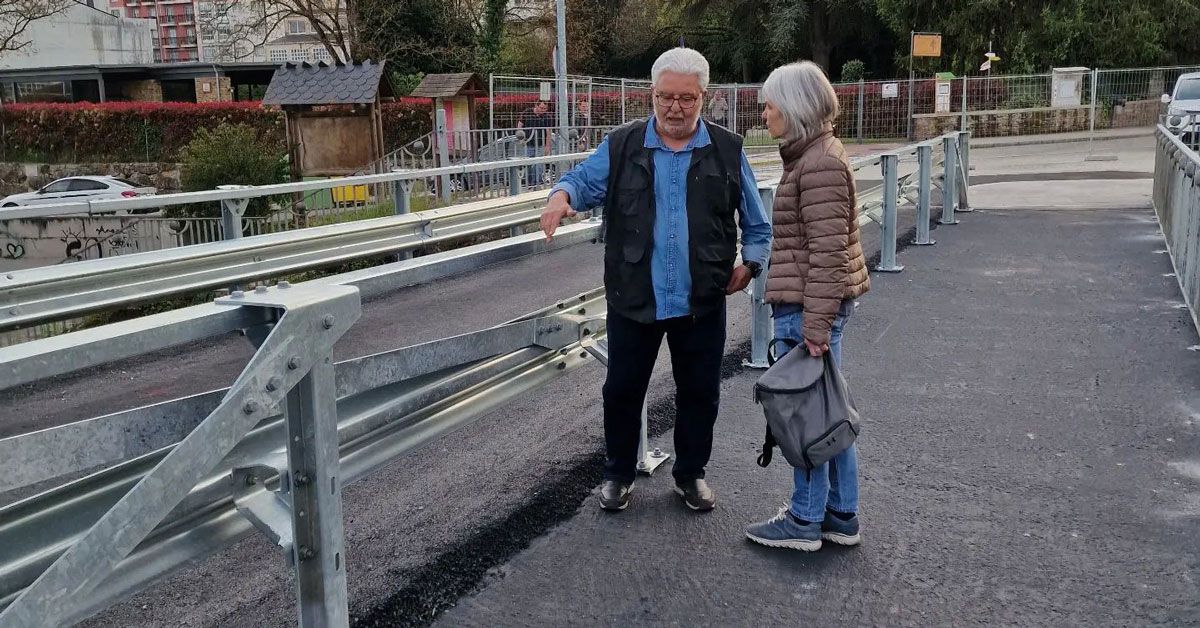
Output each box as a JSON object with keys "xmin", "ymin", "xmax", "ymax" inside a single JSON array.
[
  {"xmin": 745, "ymin": 185, "xmax": 775, "ymax": 369},
  {"xmin": 939, "ymin": 135, "xmax": 960, "ymax": 225},
  {"xmin": 876, "ymin": 153, "xmax": 904, "ymax": 272},
  {"xmin": 218, "ymin": 187, "xmax": 251, "ymax": 241},
  {"xmin": 434, "ymin": 108, "xmax": 452, "ymax": 203},
  {"xmin": 286, "ymin": 351, "xmax": 350, "ymax": 628},
  {"xmin": 391, "ymin": 179, "xmax": 414, "ymax": 262},
  {"xmin": 913, "ymin": 143, "xmax": 936, "ymax": 246},
  {"xmin": 582, "ymin": 338, "xmax": 671, "ymax": 475},
  {"xmin": 636, "ymin": 397, "xmax": 669, "ymax": 474},
  {"xmin": 956, "ymin": 131, "xmax": 972, "ymax": 212}
]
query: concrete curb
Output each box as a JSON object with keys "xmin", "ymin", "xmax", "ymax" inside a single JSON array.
[{"xmin": 972, "ymin": 129, "xmax": 1153, "ymax": 149}]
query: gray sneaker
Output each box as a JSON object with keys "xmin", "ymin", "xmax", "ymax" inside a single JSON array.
[
  {"xmin": 598, "ymin": 480, "xmax": 634, "ymax": 511},
  {"xmin": 745, "ymin": 507, "xmax": 822, "ymax": 551},
  {"xmin": 821, "ymin": 511, "xmax": 861, "ymax": 546}
]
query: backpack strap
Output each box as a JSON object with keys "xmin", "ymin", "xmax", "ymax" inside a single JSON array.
[
  {"xmin": 767, "ymin": 337, "xmax": 802, "ymax": 366},
  {"xmin": 757, "ymin": 424, "xmax": 776, "ymax": 467}
]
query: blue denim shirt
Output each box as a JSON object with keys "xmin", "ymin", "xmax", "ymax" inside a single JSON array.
[{"xmin": 551, "ymin": 118, "xmax": 771, "ymax": 320}]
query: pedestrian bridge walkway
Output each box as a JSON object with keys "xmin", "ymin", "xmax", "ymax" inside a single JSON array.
[
  {"xmin": 433, "ymin": 204, "xmax": 1200, "ymax": 626},
  {"xmin": 1, "ymin": 131, "xmax": 1198, "ymax": 627}
]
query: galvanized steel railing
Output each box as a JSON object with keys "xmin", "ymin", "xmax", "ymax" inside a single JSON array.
[{"xmin": 1153, "ymin": 125, "xmax": 1200, "ymax": 336}]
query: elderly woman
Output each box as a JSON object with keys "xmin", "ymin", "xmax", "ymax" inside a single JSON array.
[{"xmin": 745, "ymin": 61, "xmax": 871, "ymax": 551}]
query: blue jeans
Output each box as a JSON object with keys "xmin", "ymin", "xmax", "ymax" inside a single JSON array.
[{"xmin": 771, "ymin": 301, "xmax": 859, "ymax": 521}]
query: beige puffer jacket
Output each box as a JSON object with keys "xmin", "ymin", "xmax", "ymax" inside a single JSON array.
[{"xmin": 764, "ymin": 126, "xmax": 870, "ymax": 344}]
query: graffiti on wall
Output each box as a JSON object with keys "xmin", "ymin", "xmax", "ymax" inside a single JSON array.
[
  {"xmin": 59, "ymin": 222, "xmax": 143, "ymax": 261},
  {"xmin": 1, "ymin": 228, "xmax": 27, "ymax": 260}
]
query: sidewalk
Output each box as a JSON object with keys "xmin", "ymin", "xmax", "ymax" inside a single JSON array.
[{"xmin": 436, "ymin": 206, "xmax": 1200, "ymax": 626}]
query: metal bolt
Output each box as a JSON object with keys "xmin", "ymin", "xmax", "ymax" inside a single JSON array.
[
  {"xmin": 293, "ymin": 472, "xmax": 311, "ymax": 487},
  {"xmin": 8, "ymin": 308, "xmax": 17, "ymax": 316},
  {"xmin": 278, "ymin": 280, "xmax": 291, "ymax": 289},
  {"xmin": 288, "ymin": 357, "xmax": 301, "ymax": 370},
  {"xmin": 298, "ymin": 546, "xmax": 316, "ymax": 560},
  {"xmin": 255, "ymin": 285, "xmax": 269, "ymax": 294},
  {"xmin": 265, "ymin": 377, "xmax": 281, "ymax": 392},
  {"xmin": 4, "ymin": 274, "xmax": 12, "ymax": 280},
  {"xmin": 322, "ymin": 315, "xmax": 335, "ymax": 329},
  {"xmin": 243, "ymin": 400, "xmax": 260, "ymax": 415},
  {"xmin": 231, "ymin": 290, "xmax": 245, "ymax": 298},
  {"xmin": 245, "ymin": 475, "xmax": 257, "ymax": 486},
  {"xmin": 653, "ymin": 448, "xmax": 665, "ymax": 457},
  {"xmin": 557, "ymin": 362, "xmax": 566, "ymax": 370}
]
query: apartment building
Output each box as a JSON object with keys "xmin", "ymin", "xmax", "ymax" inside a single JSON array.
[{"xmin": 106, "ymin": 0, "xmax": 341, "ymax": 64}]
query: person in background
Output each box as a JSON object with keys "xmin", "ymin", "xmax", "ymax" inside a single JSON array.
[
  {"xmin": 573, "ymin": 99, "xmax": 592, "ymax": 151},
  {"xmin": 539, "ymin": 48, "xmax": 772, "ymax": 513},
  {"xmin": 518, "ymin": 100, "xmax": 554, "ymax": 184},
  {"xmin": 709, "ymin": 90, "xmax": 730, "ymax": 128},
  {"xmin": 745, "ymin": 61, "xmax": 871, "ymax": 551}
]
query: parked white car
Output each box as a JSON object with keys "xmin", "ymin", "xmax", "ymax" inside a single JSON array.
[
  {"xmin": 0, "ymin": 176, "xmax": 156, "ymax": 210},
  {"xmin": 1163, "ymin": 72, "xmax": 1200, "ymax": 145}
]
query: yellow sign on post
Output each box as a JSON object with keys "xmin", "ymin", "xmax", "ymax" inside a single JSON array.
[{"xmin": 912, "ymin": 34, "xmax": 943, "ymax": 58}]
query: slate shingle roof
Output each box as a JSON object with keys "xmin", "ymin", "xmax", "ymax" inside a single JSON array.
[{"xmin": 262, "ymin": 60, "xmax": 392, "ymax": 106}]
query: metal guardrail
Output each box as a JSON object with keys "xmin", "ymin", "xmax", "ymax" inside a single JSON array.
[
  {"xmin": 0, "ymin": 192, "xmax": 556, "ymax": 331},
  {"xmin": 0, "ymin": 131, "xmax": 971, "ymax": 627},
  {"xmin": 1153, "ymin": 125, "xmax": 1200, "ymax": 336},
  {"xmin": 742, "ymin": 131, "xmax": 967, "ymax": 367},
  {"xmin": 0, "ymin": 229, "xmax": 606, "ymax": 627},
  {"xmin": 0, "ymin": 151, "xmax": 594, "ymax": 222}
]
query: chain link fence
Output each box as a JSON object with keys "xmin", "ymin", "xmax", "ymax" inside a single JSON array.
[{"xmin": 488, "ymin": 64, "xmax": 1200, "ymax": 145}]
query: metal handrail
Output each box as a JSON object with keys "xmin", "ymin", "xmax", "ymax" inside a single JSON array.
[
  {"xmin": 0, "ymin": 151, "xmax": 595, "ymax": 220},
  {"xmin": 1152, "ymin": 125, "xmax": 1200, "ymax": 335},
  {"xmin": 0, "ymin": 193, "xmax": 557, "ymax": 331}
]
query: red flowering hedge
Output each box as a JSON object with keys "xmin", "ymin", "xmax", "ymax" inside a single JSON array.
[{"xmin": 0, "ymin": 99, "xmax": 437, "ymax": 164}]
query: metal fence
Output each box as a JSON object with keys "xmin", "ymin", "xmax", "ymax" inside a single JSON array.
[
  {"xmin": 1153, "ymin": 125, "xmax": 1200, "ymax": 336},
  {"xmin": 0, "ymin": 131, "xmax": 972, "ymax": 627},
  {"xmin": 488, "ymin": 65, "xmax": 1200, "ymax": 144}
]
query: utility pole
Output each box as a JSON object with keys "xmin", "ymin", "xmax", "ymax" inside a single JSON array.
[{"xmin": 554, "ymin": 0, "xmax": 568, "ymax": 153}]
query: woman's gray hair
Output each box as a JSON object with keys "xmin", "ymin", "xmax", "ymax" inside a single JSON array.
[
  {"xmin": 651, "ymin": 47, "xmax": 710, "ymax": 90},
  {"xmin": 762, "ymin": 61, "xmax": 839, "ymax": 143}
]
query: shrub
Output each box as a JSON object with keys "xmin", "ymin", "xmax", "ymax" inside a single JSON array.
[
  {"xmin": 177, "ymin": 123, "xmax": 288, "ymax": 218},
  {"xmin": 841, "ymin": 59, "xmax": 866, "ymax": 83}
]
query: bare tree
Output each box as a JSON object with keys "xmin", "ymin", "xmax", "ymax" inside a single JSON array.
[{"xmin": 0, "ymin": 0, "xmax": 70, "ymax": 56}]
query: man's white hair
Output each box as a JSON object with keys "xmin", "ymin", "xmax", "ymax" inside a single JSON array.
[{"xmin": 651, "ymin": 47, "xmax": 710, "ymax": 90}]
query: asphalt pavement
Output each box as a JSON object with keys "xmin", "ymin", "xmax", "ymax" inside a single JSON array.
[{"xmin": 436, "ymin": 206, "xmax": 1200, "ymax": 627}]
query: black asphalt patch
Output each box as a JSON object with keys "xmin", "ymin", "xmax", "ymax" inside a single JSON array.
[{"xmin": 352, "ymin": 340, "xmax": 753, "ymax": 627}]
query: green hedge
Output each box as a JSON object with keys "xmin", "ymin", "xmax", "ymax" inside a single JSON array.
[{"xmin": 0, "ymin": 100, "xmax": 438, "ymax": 164}]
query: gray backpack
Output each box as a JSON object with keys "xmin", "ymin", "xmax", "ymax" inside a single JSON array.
[{"xmin": 755, "ymin": 339, "xmax": 861, "ymax": 470}]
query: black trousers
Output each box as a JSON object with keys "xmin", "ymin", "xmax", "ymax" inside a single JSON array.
[{"xmin": 602, "ymin": 303, "xmax": 726, "ymax": 484}]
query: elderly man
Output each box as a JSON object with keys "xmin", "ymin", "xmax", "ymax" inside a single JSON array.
[{"xmin": 540, "ymin": 48, "xmax": 771, "ymax": 512}]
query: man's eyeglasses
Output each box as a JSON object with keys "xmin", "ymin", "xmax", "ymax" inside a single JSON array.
[{"xmin": 654, "ymin": 93, "xmax": 701, "ymax": 110}]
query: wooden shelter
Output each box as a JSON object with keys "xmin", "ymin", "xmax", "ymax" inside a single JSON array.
[
  {"xmin": 409, "ymin": 73, "xmax": 488, "ymax": 157},
  {"xmin": 262, "ymin": 60, "xmax": 395, "ymax": 179}
]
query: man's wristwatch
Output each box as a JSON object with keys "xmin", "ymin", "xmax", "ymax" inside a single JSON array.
[{"xmin": 743, "ymin": 261, "xmax": 763, "ymax": 278}]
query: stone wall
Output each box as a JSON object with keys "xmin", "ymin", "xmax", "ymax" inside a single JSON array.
[
  {"xmin": 0, "ymin": 162, "xmax": 181, "ymax": 197},
  {"xmin": 914, "ymin": 106, "xmax": 1096, "ymax": 140},
  {"xmin": 1110, "ymin": 98, "xmax": 1166, "ymax": 128},
  {"xmin": 913, "ymin": 100, "xmax": 1165, "ymax": 140},
  {"xmin": 124, "ymin": 80, "xmax": 163, "ymax": 103},
  {"xmin": 194, "ymin": 77, "xmax": 233, "ymax": 104}
]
